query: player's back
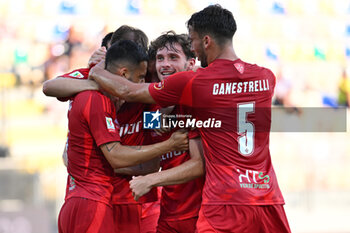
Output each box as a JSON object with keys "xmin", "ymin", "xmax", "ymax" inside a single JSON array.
[
  {"xmin": 66, "ymin": 90, "xmax": 116, "ymax": 205},
  {"xmin": 188, "ymin": 59, "xmax": 284, "ymax": 205}
]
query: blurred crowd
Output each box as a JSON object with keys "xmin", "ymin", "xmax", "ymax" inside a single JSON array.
[{"xmin": 0, "ymin": 0, "xmax": 349, "ymax": 108}]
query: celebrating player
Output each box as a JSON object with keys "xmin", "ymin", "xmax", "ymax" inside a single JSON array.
[
  {"xmin": 129, "ymin": 31, "xmax": 205, "ymax": 233},
  {"xmin": 57, "ymin": 40, "xmax": 188, "ymax": 233},
  {"xmin": 43, "ymin": 27, "xmax": 162, "ymax": 233},
  {"xmin": 89, "ymin": 5, "xmax": 291, "ymax": 233}
]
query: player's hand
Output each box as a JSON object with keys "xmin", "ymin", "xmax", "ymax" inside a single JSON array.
[
  {"xmin": 153, "ymin": 127, "xmax": 171, "ymax": 136},
  {"xmin": 153, "ymin": 106, "xmax": 176, "ymax": 135},
  {"xmin": 129, "ymin": 175, "xmax": 153, "ymax": 201},
  {"xmin": 88, "ymin": 47, "xmax": 107, "ymax": 68},
  {"xmin": 88, "ymin": 59, "xmax": 105, "ymax": 80},
  {"xmin": 169, "ymin": 130, "xmax": 189, "ymax": 151}
]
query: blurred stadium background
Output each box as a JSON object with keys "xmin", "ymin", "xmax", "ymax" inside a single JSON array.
[{"xmin": 0, "ymin": 0, "xmax": 349, "ymax": 232}]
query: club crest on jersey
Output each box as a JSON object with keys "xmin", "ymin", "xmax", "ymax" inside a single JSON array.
[
  {"xmin": 143, "ymin": 110, "xmax": 161, "ymax": 129},
  {"xmin": 106, "ymin": 117, "xmax": 116, "ymax": 132},
  {"xmin": 153, "ymin": 80, "xmax": 164, "ymax": 90},
  {"xmin": 69, "ymin": 71, "xmax": 84, "ymax": 78},
  {"xmin": 234, "ymin": 63, "xmax": 244, "ymax": 74}
]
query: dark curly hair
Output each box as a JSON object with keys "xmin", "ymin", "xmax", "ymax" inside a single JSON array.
[
  {"xmin": 105, "ymin": 40, "xmax": 148, "ymax": 72},
  {"xmin": 149, "ymin": 31, "xmax": 195, "ymax": 61},
  {"xmin": 187, "ymin": 4, "xmax": 237, "ymax": 46}
]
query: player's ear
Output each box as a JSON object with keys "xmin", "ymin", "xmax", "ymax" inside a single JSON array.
[
  {"xmin": 120, "ymin": 67, "xmax": 129, "ymax": 78},
  {"xmin": 203, "ymin": 35, "xmax": 211, "ymax": 49},
  {"xmin": 186, "ymin": 58, "xmax": 196, "ymax": 71}
]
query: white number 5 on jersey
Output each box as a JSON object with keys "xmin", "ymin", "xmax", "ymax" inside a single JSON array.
[{"xmin": 237, "ymin": 102, "xmax": 255, "ymax": 156}]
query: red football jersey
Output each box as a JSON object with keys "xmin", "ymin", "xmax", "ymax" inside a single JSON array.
[
  {"xmin": 111, "ymin": 102, "xmax": 158, "ymax": 204},
  {"xmin": 58, "ymin": 68, "xmax": 158, "ymax": 204},
  {"xmin": 149, "ymin": 105, "xmax": 204, "ymax": 221},
  {"xmin": 65, "ymin": 90, "xmax": 120, "ymax": 205},
  {"xmin": 149, "ymin": 59, "xmax": 285, "ymax": 205},
  {"xmin": 58, "ymin": 68, "xmax": 90, "ymax": 101}
]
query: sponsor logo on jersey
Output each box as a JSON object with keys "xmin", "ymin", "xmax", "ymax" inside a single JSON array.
[
  {"xmin": 119, "ymin": 121, "xmax": 142, "ymax": 137},
  {"xmin": 153, "ymin": 80, "xmax": 164, "ymax": 90},
  {"xmin": 69, "ymin": 71, "xmax": 84, "ymax": 78},
  {"xmin": 106, "ymin": 117, "xmax": 116, "ymax": 132},
  {"xmin": 143, "ymin": 110, "xmax": 161, "ymax": 129},
  {"xmin": 236, "ymin": 169, "xmax": 271, "ymax": 189},
  {"xmin": 161, "ymin": 150, "xmax": 186, "ymax": 161}
]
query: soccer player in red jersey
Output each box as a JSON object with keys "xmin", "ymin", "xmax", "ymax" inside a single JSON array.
[
  {"xmin": 129, "ymin": 31, "xmax": 205, "ymax": 233},
  {"xmin": 89, "ymin": 5, "xmax": 291, "ymax": 233},
  {"xmin": 44, "ymin": 27, "xmax": 162, "ymax": 233},
  {"xmin": 58, "ymin": 40, "xmax": 189, "ymax": 233}
]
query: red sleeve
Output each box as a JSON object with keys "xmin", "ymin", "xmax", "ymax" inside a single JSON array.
[
  {"xmin": 57, "ymin": 68, "xmax": 90, "ymax": 102},
  {"xmin": 60, "ymin": 68, "xmax": 90, "ymax": 79},
  {"xmin": 148, "ymin": 71, "xmax": 195, "ymax": 107},
  {"xmin": 84, "ymin": 91, "xmax": 120, "ymax": 147}
]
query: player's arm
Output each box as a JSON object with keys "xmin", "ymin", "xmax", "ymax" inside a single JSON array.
[
  {"xmin": 89, "ymin": 60, "xmax": 155, "ymax": 103},
  {"xmin": 114, "ymin": 156, "xmax": 160, "ymax": 176},
  {"xmin": 42, "ymin": 77, "xmax": 99, "ymax": 98},
  {"xmin": 129, "ymin": 137, "xmax": 204, "ymax": 201},
  {"xmin": 43, "ymin": 49, "xmax": 104, "ymax": 98},
  {"xmin": 100, "ymin": 130, "xmax": 188, "ymax": 169}
]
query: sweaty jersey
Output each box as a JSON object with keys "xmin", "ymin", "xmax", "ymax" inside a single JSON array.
[
  {"xmin": 150, "ymin": 105, "xmax": 204, "ymax": 221},
  {"xmin": 149, "ymin": 59, "xmax": 284, "ymax": 205},
  {"xmin": 65, "ymin": 90, "xmax": 120, "ymax": 205},
  {"xmin": 111, "ymin": 102, "xmax": 158, "ymax": 204}
]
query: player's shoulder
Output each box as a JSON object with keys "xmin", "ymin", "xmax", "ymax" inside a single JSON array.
[
  {"xmin": 60, "ymin": 67, "xmax": 90, "ymax": 79},
  {"xmin": 171, "ymin": 70, "xmax": 196, "ymax": 79},
  {"xmin": 154, "ymin": 70, "xmax": 195, "ymax": 90},
  {"xmin": 74, "ymin": 90, "xmax": 105, "ymax": 102},
  {"xmin": 242, "ymin": 61, "xmax": 275, "ymax": 78}
]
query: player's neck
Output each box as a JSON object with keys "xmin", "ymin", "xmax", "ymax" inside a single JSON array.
[
  {"xmin": 216, "ymin": 45, "xmax": 238, "ymax": 61},
  {"xmin": 208, "ymin": 45, "xmax": 239, "ymax": 64}
]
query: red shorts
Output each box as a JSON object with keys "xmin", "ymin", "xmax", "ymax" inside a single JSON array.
[
  {"xmin": 113, "ymin": 204, "xmax": 142, "ymax": 233},
  {"xmin": 156, "ymin": 217, "xmax": 198, "ymax": 233},
  {"xmin": 58, "ymin": 197, "xmax": 114, "ymax": 233},
  {"xmin": 142, "ymin": 202, "xmax": 160, "ymax": 233},
  {"xmin": 113, "ymin": 202, "xmax": 159, "ymax": 233},
  {"xmin": 196, "ymin": 205, "xmax": 291, "ymax": 233}
]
